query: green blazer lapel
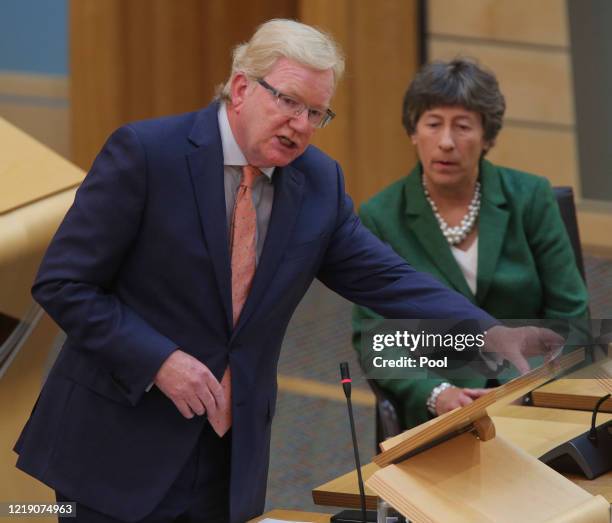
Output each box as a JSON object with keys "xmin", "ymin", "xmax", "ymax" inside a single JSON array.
[
  {"xmin": 403, "ymin": 167, "xmax": 474, "ymax": 299},
  {"xmin": 476, "ymin": 159, "xmax": 509, "ymax": 303}
]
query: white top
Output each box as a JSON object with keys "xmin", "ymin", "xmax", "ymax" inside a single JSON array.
[{"xmin": 450, "ymin": 237, "xmax": 478, "ymax": 295}]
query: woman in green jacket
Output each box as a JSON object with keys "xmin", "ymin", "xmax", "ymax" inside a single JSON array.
[{"xmin": 352, "ymin": 58, "xmax": 588, "ymax": 430}]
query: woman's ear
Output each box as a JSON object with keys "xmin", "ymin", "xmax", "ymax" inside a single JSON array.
[{"xmin": 482, "ymin": 139, "xmax": 494, "ymax": 155}]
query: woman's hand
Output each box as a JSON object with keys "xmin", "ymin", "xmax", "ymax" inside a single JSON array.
[{"xmin": 435, "ymin": 386, "xmax": 491, "ymax": 415}]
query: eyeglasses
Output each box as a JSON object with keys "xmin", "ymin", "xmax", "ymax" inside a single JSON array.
[{"xmin": 256, "ymin": 78, "xmax": 335, "ymax": 128}]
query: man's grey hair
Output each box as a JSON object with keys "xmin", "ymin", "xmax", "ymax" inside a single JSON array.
[
  {"xmin": 217, "ymin": 19, "xmax": 345, "ymax": 102},
  {"xmin": 402, "ymin": 58, "xmax": 506, "ymax": 145}
]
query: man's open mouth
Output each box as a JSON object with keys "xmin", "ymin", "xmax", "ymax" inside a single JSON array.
[{"xmin": 278, "ymin": 136, "xmax": 297, "ymax": 148}]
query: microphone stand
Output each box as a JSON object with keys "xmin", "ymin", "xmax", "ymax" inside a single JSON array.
[{"xmin": 331, "ymin": 362, "xmax": 377, "ymax": 522}]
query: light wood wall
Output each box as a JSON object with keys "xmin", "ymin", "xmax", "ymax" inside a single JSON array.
[
  {"xmin": 300, "ymin": 0, "xmax": 419, "ymax": 205},
  {"xmin": 70, "ymin": 0, "xmax": 297, "ymax": 170},
  {"xmin": 426, "ymin": 0, "xmax": 612, "ymax": 252},
  {"xmin": 70, "ymin": 0, "xmax": 419, "ymax": 207}
]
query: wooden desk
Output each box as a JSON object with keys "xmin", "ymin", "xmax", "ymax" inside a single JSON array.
[
  {"xmin": 532, "ymin": 362, "xmax": 612, "ymax": 412},
  {"xmin": 249, "ymin": 509, "xmax": 331, "ymax": 522},
  {"xmin": 312, "ymin": 405, "xmax": 612, "ymax": 509},
  {"xmin": 532, "ymin": 379, "xmax": 612, "ymax": 412},
  {"xmin": 313, "ymin": 462, "xmax": 380, "ymax": 510}
]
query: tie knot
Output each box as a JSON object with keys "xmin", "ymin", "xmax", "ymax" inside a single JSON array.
[{"xmin": 242, "ymin": 165, "xmax": 261, "ymax": 188}]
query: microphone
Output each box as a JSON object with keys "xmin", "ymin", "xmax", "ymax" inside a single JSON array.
[
  {"xmin": 589, "ymin": 393, "xmax": 611, "ymax": 442},
  {"xmin": 340, "ymin": 361, "xmax": 352, "ymax": 399},
  {"xmin": 331, "ymin": 362, "xmax": 376, "ymax": 523}
]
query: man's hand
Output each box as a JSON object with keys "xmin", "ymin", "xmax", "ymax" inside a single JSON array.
[
  {"xmin": 154, "ymin": 350, "xmax": 226, "ymax": 419},
  {"xmin": 484, "ymin": 325, "xmax": 564, "ymax": 374},
  {"xmin": 435, "ymin": 387, "xmax": 490, "ymax": 415}
]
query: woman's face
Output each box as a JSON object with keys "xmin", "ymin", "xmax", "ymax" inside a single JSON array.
[{"xmin": 411, "ymin": 105, "xmax": 490, "ymax": 190}]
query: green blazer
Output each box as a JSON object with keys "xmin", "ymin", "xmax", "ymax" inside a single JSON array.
[{"xmin": 352, "ymin": 159, "xmax": 588, "ymax": 429}]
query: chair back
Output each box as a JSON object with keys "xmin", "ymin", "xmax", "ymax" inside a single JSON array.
[{"xmin": 553, "ymin": 186, "xmax": 585, "ymax": 280}]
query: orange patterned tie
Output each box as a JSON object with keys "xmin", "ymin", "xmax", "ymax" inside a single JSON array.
[{"xmin": 209, "ymin": 165, "xmax": 261, "ymax": 437}]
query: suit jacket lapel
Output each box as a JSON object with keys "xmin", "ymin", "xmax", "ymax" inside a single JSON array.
[
  {"xmin": 403, "ymin": 167, "xmax": 475, "ymax": 300},
  {"xmin": 187, "ymin": 104, "xmax": 233, "ymax": 332},
  {"xmin": 231, "ymin": 163, "xmax": 304, "ymax": 337},
  {"xmin": 476, "ymin": 159, "xmax": 509, "ymax": 303}
]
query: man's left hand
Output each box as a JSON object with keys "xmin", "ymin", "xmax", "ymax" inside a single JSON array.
[{"xmin": 484, "ymin": 325, "xmax": 564, "ymax": 374}]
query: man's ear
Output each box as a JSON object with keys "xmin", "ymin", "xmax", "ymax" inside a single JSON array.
[{"xmin": 230, "ymin": 73, "xmax": 249, "ymax": 112}]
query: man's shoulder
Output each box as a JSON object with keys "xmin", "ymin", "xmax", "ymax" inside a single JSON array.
[
  {"xmin": 123, "ymin": 109, "xmax": 202, "ymax": 141},
  {"xmin": 115, "ymin": 103, "xmax": 220, "ymax": 148}
]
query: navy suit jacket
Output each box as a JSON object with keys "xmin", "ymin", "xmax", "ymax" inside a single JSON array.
[{"xmin": 15, "ymin": 102, "xmax": 493, "ymax": 522}]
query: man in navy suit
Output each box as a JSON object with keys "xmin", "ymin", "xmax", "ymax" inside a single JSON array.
[{"xmin": 15, "ymin": 19, "xmax": 561, "ymax": 523}]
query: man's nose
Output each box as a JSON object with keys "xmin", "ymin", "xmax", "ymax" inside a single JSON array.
[
  {"xmin": 289, "ymin": 109, "xmax": 311, "ymax": 133},
  {"xmin": 438, "ymin": 127, "xmax": 455, "ymax": 151}
]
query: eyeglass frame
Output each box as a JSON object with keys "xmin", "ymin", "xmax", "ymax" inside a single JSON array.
[{"xmin": 256, "ymin": 78, "xmax": 336, "ymax": 128}]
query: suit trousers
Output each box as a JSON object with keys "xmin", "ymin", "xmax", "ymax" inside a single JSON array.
[{"xmin": 57, "ymin": 423, "xmax": 231, "ymax": 523}]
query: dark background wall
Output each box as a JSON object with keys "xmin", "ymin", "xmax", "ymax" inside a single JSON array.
[{"xmin": 568, "ymin": 0, "xmax": 612, "ymax": 203}]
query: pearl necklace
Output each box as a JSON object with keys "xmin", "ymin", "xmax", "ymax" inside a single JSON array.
[{"xmin": 422, "ymin": 177, "xmax": 481, "ymax": 246}]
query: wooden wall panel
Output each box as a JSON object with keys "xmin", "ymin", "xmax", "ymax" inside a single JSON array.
[
  {"xmin": 488, "ymin": 126, "xmax": 577, "ymax": 188},
  {"xmin": 301, "ymin": 0, "xmax": 419, "ymax": 207},
  {"xmin": 350, "ymin": 2, "xmax": 419, "ymax": 204},
  {"xmin": 71, "ymin": 1, "xmax": 419, "ymax": 206},
  {"xmin": 70, "ymin": 1, "xmax": 124, "ymax": 169},
  {"xmin": 426, "ymin": 0, "xmax": 612, "ymax": 251},
  {"xmin": 429, "ymin": 0, "xmax": 569, "ymax": 46},
  {"xmin": 298, "ymin": 0, "xmax": 352, "ymax": 183},
  {"xmin": 70, "ymin": 0, "xmax": 297, "ymax": 170},
  {"xmin": 579, "ymin": 212, "xmax": 612, "ymax": 255},
  {"xmin": 429, "ymin": 40, "xmax": 574, "ymax": 126}
]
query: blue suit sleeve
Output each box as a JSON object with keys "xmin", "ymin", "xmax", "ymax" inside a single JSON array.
[{"xmin": 31, "ymin": 125, "xmax": 177, "ymax": 404}]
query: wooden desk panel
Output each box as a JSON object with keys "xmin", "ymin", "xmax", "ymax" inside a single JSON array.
[
  {"xmin": 0, "ymin": 117, "xmax": 83, "ymax": 215},
  {"xmin": 312, "ymin": 405, "xmax": 612, "ymax": 509},
  {"xmin": 531, "ymin": 355, "xmax": 612, "ymax": 412},
  {"xmin": 491, "ymin": 404, "xmax": 612, "ymax": 457},
  {"xmin": 532, "ymin": 379, "xmax": 612, "ymax": 412},
  {"xmin": 312, "ymin": 463, "xmax": 379, "ymax": 510}
]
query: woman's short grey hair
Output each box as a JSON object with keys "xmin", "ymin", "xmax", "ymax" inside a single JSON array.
[
  {"xmin": 402, "ymin": 58, "xmax": 506, "ymax": 144},
  {"xmin": 218, "ymin": 19, "xmax": 345, "ymax": 101}
]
